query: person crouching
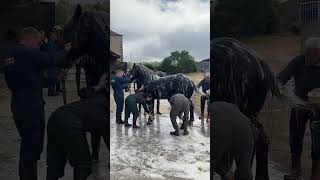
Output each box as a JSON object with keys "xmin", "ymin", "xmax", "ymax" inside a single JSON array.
[
  {"xmin": 124, "ymin": 90, "xmax": 153, "ymax": 128},
  {"xmin": 46, "ymin": 87, "xmax": 107, "ymax": 180},
  {"xmin": 169, "ymin": 93, "xmax": 190, "ymax": 136}
]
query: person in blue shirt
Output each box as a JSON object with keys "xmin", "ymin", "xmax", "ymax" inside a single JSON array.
[
  {"xmin": 111, "ymin": 70, "xmax": 130, "ymax": 124},
  {"xmin": 197, "ymin": 73, "xmax": 210, "ymax": 119},
  {"xmin": 42, "ymin": 30, "xmax": 61, "ymax": 96}
]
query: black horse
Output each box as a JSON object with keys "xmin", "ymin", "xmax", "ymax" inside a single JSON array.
[
  {"xmin": 130, "ymin": 63, "xmax": 201, "ymax": 122},
  {"xmin": 211, "ymin": 37, "xmax": 282, "ymax": 180},
  {"xmin": 63, "ymin": 4, "xmax": 110, "ymax": 161}
]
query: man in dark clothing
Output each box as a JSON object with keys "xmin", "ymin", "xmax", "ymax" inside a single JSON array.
[
  {"xmin": 197, "ymin": 73, "xmax": 210, "ymax": 119},
  {"xmin": 46, "ymin": 88, "xmax": 107, "ymax": 180},
  {"xmin": 277, "ymin": 37, "xmax": 320, "ymax": 180},
  {"xmin": 124, "ymin": 90, "xmax": 153, "ymax": 128},
  {"xmin": 111, "ymin": 70, "xmax": 130, "ymax": 124},
  {"xmin": 169, "ymin": 93, "xmax": 190, "ymax": 136},
  {"xmin": 211, "ymin": 101, "xmax": 254, "ymax": 180},
  {"xmin": 4, "ymin": 27, "xmax": 70, "ymax": 180}
]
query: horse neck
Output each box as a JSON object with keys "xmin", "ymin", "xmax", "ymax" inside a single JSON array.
[{"xmin": 138, "ymin": 67, "xmax": 159, "ymax": 84}]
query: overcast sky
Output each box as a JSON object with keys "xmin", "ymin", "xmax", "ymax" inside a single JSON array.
[{"xmin": 111, "ymin": 0, "xmax": 210, "ymax": 62}]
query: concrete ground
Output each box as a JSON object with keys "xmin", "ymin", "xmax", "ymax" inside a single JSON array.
[
  {"xmin": 0, "ymin": 75, "xmax": 108, "ymax": 180},
  {"xmin": 110, "ymin": 87, "xmax": 210, "ymax": 179}
]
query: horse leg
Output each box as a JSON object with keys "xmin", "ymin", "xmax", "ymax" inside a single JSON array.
[
  {"xmin": 254, "ymin": 121, "xmax": 270, "ymax": 180},
  {"xmin": 188, "ymin": 99, "xmax": 195, "ymax": 125},
  {"xmin": 157, "ymin": 99, "xmax": 161, "ymax": 114}
]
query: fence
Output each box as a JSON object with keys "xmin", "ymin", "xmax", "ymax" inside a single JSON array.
[{"xmin": 299, "ymin": 1, "xmax": 320, "ymax": 24}]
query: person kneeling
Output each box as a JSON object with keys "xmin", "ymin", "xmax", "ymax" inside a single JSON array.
[
  {"xmin": 124, "ymin": 90, "xmax": 153, "ymax": 128},
  {"xmin": 46, "ymin": 87, "xmax": 107, "ymax": 180},
  {"xmin": 169, "ymin": 94, "xmax": 190, "ymax": 136}
]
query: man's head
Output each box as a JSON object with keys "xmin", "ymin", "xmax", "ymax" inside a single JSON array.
[
  {"xmin": 305, "ymin": 37, "xmax": 320, "ymax": 66},
  {"xmin": 19, "ymin": 27, "xmax": 42, "ymax": 49},
  {"xmin": 114, "ymin": 70, "xmax": 124, "ymax": 77}
]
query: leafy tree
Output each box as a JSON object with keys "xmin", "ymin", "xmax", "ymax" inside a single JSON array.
[
  {"xmin": 160, "ymin": 51, "xmax": 197, "ymax": 74},
  {"xmin": 212, "ymin": 0, "xmax": 280, "ymax": 37},
  {"xmin": 55, "ymin": 0, "xmax": 70, "ymax": 25}
]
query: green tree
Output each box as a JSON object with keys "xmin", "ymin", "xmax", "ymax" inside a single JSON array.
[
  {"xmin": 55, "ymin": 0, "xmax": 70, "ymax": 25},
  {"xmin": 160, "ymin": 51, "xmax": 197, "ymax": 74}
]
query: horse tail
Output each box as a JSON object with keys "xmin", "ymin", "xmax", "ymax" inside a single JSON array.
[{"xmin": 190, "ymin": 78, "xmax": 202, "ymax": 94}]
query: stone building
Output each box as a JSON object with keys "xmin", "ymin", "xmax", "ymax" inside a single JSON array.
[{"xmin": 110, "ymin": 30, "xmax": 123, "ymax": 61}]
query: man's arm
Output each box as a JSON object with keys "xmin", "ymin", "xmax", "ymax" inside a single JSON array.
[
  {"xmin": 277, "ymin": 56, "xmax": 303, "ymax": 85},
  {"xmin": 197, "ymin": 79, "xmax": 203, "ymax": 89}
]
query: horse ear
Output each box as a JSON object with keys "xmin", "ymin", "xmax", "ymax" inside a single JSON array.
[{"xmin": 73, "ymin": 4, "xmax": 83, "ymax": 21}]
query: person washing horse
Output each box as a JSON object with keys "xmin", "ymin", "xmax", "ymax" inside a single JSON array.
[
  {"xmin": 112, "ymin": 69, "xmax": 130, "ymax": 124},
  {"xmin": 277, "ymin": 37, "xmax": 320, "ymax": 180},
  {"xmin": 130, "ymin": 64, "xmax": 204, "ymax": 124},
  {"xmin": 124, "ymin": 89, "xmax": 154, "ymax": 128},
  {"xmin": 197, "ymin": 73, "xmax": 210, "ymax": 119},
  {"xmin": 169, "ymin": 93, "xmax": 191, "ymax": 136}
]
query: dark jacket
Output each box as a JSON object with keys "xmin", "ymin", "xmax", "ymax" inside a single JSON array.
[
  {"xmin": 4, "ymin": 44, "xmax": 67, "ymax": 118},
  {"xmin": 126, "ymin": 91, "xmax": 149, "ymax": 113},
  {"xmin": 111, "ymin": 75, "xmax": 129, "ymax": 97},
  {"xmin": 277, "ymin": 55, "xmax": 320, "ymax": 100},
  {"xmin": 197, "ymin": 78, "xmax": 210, "ymax": 93}
]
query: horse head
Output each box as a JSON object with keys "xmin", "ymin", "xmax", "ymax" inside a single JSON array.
[
  {"xmin": 129, "ymin": 63, "xmax": 159, "ymax": 84},
  {"xmin": 63, "ymin": 4, "xmax": 109, "ymax": 66}
]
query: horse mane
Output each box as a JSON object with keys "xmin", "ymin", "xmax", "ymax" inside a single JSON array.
[
  {"xmin": 134, "ymin": 64, "xmax": 159, "ymax": 84},
  {"xmin": 211, "ymin": 37, "xmax": 281, "ymax": 118}
]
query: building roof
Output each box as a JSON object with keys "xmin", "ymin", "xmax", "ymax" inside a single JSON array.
[
  {"xmin": 201, "ymin": 59, "xmax": 210, "ymax": 62},
  {"xmin": 111, "ymin": 30, "xmax": 122, "ymax": 36}
]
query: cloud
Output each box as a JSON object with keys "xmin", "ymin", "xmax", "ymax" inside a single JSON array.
[{"xmin": 111, "ymin": 0, "xmax": 210, "ymax": 62}]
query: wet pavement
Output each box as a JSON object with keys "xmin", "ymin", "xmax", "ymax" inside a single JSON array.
[
  {"xmin": 0, "ymin": 77, "xmax": 108, "ymax": 180},
  {"xmin": 110, "ymin": 100, "xmax": 210, "ymax": 180}
]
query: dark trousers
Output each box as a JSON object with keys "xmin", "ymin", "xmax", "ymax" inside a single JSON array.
[
  {"xmin": 289, "ymin": 108, "xmax": 315, "ymax": 158},
  {"xmin": 200, "ymin": 96, "xmax": 208, "ymax": 114},
  {"xmin": 12, "ymin": 102, "xmax": 45, "ymax": 179},
  {"xmin": 124, "ymin": 101, "xmax": 139, "ymax": 123},
  {"xmin": 12, "ymin": 108, "xmax": 45, "ymax": 162},
  {"xmin": 114, "ymin": 95, "xmax": 124, "ymax": 113},
  {"xmin": 48, "ymin": 78, "xmax": 58, "ymax": 95}
]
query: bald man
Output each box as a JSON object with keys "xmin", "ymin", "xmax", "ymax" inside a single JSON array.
[
  {"xmin": 277, "ymin": 37, "xmax": 320, "ymax": 180},
  {"xmin": 4, "ymin": 27, "xmax": 71, "ymax": 180}
]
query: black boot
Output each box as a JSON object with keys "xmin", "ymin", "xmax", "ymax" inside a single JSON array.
[
  {"xmin": 116, "ymin": 112, "xmax": 124, "ymax": 124},
  {"xmin": 125, "ymin": 118, "xmax": 132, "ymax": 127},
  {"xmin": 20, "ymin": 160, "xmax": 37, "ymax": 180},
  {"xmin": 170, "ymin": 131, "xmax": 179, "ymax": 136}
]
